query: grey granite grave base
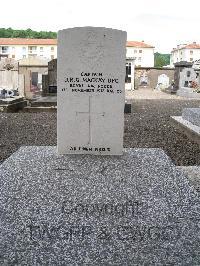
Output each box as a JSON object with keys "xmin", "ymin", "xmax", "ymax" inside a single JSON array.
[
  {"xmin": 0, "ymin": 147, "xmax": 200, "ymax": 265},
  {"xmin": 177, "ymin": 166, "xmax": 200, "ymax": 192},
  {"xmin": 0, "ymin": 96, "xmax": 24, "ymax": 105},
  {"xmin": 0, "ymin": 97, "xmax": 27, "ymax": 112},
  {"xmin": 31, "ymin": 96, "xmax": 57, "ymax": 107},
  {"xmin": 182, "ymin": 108, "xmax": 200, "ymax": 127},
  {"xmin": 23, "ymin": 106, "xmax": 57, "ymax": 113},
  {"xmin": 171, "ymin": 116, "xmax": 200, "ymax": 145}
]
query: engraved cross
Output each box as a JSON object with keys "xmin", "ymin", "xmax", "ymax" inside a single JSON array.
[{"xmin": 76, "ymin": 96, "xmax": 105, "ymax": 145}]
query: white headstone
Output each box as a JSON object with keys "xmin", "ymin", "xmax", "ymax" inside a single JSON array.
[
  {"xmin": 156, "ymin": 74, "xmax": 170, "ymax": 90},
  {"xmin": 158, "ymin": 74, "xmax": 169, "ymax": 87},
  {"xmin": 57, "ymin": 27, "xmax": 127, "ymax": 155}
]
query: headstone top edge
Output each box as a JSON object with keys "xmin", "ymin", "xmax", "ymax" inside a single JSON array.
[{"xmin": 58, "ymin": 27, "xmax": 127, "ymax": 35}]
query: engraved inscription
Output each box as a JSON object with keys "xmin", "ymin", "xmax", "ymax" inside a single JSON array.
[{"xmin": 62, "ymin": 72, "xmax": 121, "ymax": 94}]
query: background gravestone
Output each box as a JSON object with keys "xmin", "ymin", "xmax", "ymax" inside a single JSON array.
[
  {"xmin": 156, "ymin": 74, "xmax": 170, "ymax": 90},
  {"xmin": 19, "ymin": 57, "xmax": 48, "ymax": 100},
  {"xmin": 179, "ymin": 67, "xmax": 199, "ymax": 88},
  {"xmin": 0, "ymin": 58, "xmax": 19, "ymax": 91},
  {"xmin": 0, "ymin": 58, "xmax": 25, "ymax": 100},
  {"xmin": 139, "ymin": 73, "xmax": 148, "ymax": 86},
  {"xmin": 42, "ymin": 59, "xmax": 57, "ymax": 96},
  {"xmin": 174, "ymin": 61, "xmax": 192, "ymax": 91},
  {"xmin": 57, "ymin": 27, "xmax": 126, "ymax": 155}
]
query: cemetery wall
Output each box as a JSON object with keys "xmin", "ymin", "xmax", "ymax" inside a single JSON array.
[{"xmin": 135, "ymin": 67, "xmax": 175, "ymax": 89}]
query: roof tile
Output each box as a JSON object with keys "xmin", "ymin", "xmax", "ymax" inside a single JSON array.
[
  {"xmin": 0, "ymin": 38, "xmax": 154, "ymax": 48},
  {"xmin": 126, "ymin": 41, "xmax": 154, "ymax": 48},
  {"xmin": 0, "ymin": 38, "xmax": 57, "ymax": 45}
]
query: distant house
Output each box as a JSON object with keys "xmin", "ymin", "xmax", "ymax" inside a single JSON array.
[
  {"xmin": 171, "ymin": 42, "xmax": 200, "ymax": 65},
  {"xmin": 0, "ymin": 38, "xmax": 155, "ymax": 68},
  {"xmin": 126, "ymin": 41, "xmax": 154, "ymax": 67},
  {"xmin": 0, "ymin": 38, "xmax": 57, "ymax": 61}
]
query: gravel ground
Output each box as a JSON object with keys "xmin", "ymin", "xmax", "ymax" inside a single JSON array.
[
  {"xmin": 0, "ymin": 96, "xmax": 200, "ymax": 166},
  {"xmin": 124, "ymin": 99, "xmax": 200, "ymax": 166}
]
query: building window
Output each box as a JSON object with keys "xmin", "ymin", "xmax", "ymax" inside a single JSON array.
[
  {"xmin": 190, "ymin": 50, "xmax": 193, "ymax": 55},
  {"xmin": 40, "ymin": 47, "xmax": 43, "ymax": 51},
  {"xmin": 51, "ymin": 55, "xmax": 54, "ymax": 59},
  {"xmin": 2, "ymin": 46, "xmax": 9, "ymax": 54},
  {"xmin": 187, "ymin": 71, "xmax": 191, "ymax": 77},
  {"xmin": 139, "ymin": 50, "xmax": 142, "ymax": 53},
  {"xmin": 12, "ymin": 55, "xmax": 15, "ymax": 58},
  {"xmin": 51, "ymin": 47, "xmax": 54, "ymax": 51},
  {"xmin": 28, "ymin": 46, "xmax": 37, "ymax": 54},
  {"xmin": 138, "ymin": 57, "xmax": 142, "ymax": 62},
  {"xmin": 23, "ymin": 55, "xmax": 26, "ymax": 58},
  {"xmin": 134, "ymin": 50, "xmax": 137, "ymax": 53},
  {"xmin": 190, "ymin": 58, "xmax": 193, "ymax": 62},
  {"xmin": 22, "ymin": 47, "xmax": 26, "ymax": 53}
]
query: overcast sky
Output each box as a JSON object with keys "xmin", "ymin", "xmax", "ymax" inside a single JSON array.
[{"xmin": 1, "ymin": 0, "xmax": 200, "ymax": 53}]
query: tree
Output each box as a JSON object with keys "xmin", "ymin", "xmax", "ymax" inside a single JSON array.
[
  {"xmin": 0, "ymin": 28, "xmax": 57, "ymax": 39},
  {"xmin": 154, "ymin": 52, "xmax": 170, "ymax": 68}
]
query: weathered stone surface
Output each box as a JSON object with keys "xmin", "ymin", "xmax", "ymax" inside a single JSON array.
[
  {"xmin": 0, "ymin": 146, "xmax": 200, "ymax": 265},
  {"xmin": 182, "ymin": 108, "xmax": 200, "ymax": 127},
  {"xmin": 57, "ymin": 27, "xmax": 127, "ymax": 155}
]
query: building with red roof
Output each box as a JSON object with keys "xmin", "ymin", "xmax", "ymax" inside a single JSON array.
[
  {"xmin": 126, "ymin": 41, "xmax": 154, "ymax": 67},
  {"xmin": 171, "ymin": 42, "xmax": 200, "ymax": 65},
  {"xmin": 0, "ymin": 38, "xmax": 154, "ymax": 67},
  {"xmin": 0, "ymin": 38, "xmax": 57, "ymax": 61}
]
